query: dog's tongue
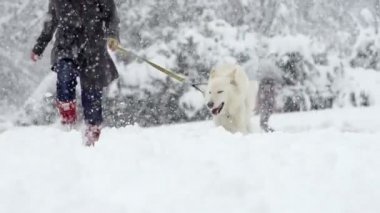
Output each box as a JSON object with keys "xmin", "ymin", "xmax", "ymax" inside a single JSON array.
[{"xmin": 211, "ymin": 103, "xmax": 224, "ymax": 115}]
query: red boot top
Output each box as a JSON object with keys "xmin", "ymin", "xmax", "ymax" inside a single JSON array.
[
  {"xmin": 84, "ymin": 125, "xmax": 101, "ymax": 147},
  {"xmin": 56, "ymin": 100, "xmax": 77, "ymax": 125}
]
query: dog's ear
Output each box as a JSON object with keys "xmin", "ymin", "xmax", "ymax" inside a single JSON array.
[{"xmin": 230, "ymin": 69, "xmax": 237, "ymax": 85}]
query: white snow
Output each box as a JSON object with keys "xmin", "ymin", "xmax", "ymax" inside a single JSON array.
[
  {"xmin": 179, "ymin": 87, "xmax": 205, "ymax": 118},
  {"xmin": 1, "ymin": 107, "xmax": 380, "ymax": 213},
  {"xmin": 345, "ymin": 67, "xmax": 380, "ymax": 106},
  {"xmin": 359, "ymin": 8, "xmax": 375, "ymax": 25},
  {"xmin": 266, "ymin": 34, "xmax": 326, "ymax": 62}
]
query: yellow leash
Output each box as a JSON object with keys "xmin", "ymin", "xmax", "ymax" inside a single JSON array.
[
  {"xmin": 115, "ymin": 45, "xmax": 204, "ymax": 94},
  {"xmin": 116, "ymin": 45, "xmax": 187, "ymax": 82}
]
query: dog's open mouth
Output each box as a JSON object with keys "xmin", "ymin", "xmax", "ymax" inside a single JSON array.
[{"xmin": 211, "ymin": 102, "xmax": 224, "ymax": 115}]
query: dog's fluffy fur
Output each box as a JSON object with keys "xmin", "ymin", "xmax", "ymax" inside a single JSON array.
[{"xmin": 205, "ymin": 64, "xmax": 259, "ymax": 134}]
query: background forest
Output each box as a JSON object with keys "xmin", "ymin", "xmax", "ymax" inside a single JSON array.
[{"xmin": 1, "ymin": 0, "xmax": 380, "ymax": 127}]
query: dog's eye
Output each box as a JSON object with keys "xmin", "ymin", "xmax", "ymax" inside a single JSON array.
[{"xmin": 217, "ymin": 91, "xmax": 224, "ymax": 94}]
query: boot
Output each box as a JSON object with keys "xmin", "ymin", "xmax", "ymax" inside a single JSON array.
[
  {"xmin": 56, "ymin": 100, "xmax": 77, "ymax": 126},
  {"xmin": 83, "ymin": 125, "xmax": 101, "ymax": 147}
]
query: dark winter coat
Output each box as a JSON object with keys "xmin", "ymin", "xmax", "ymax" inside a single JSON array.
[{"xmin": 32, "ymin": 0, "xmax": 120, "ymax": 89}]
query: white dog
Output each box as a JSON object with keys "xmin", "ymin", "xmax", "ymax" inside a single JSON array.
[{"xmin": 205, "ymin": 64, "xmax": 259, "ymax": 134}]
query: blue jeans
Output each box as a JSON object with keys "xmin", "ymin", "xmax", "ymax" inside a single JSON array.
[{"xmin": 55, "ymin": 59, "xmax": 103, "ymax": 125}]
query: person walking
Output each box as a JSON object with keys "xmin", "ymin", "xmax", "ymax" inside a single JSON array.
[{"xmin": 31, "ymin": 0, "xmax": 121, "ymax": 146}]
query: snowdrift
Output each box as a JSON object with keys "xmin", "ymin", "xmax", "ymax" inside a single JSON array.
[{"xmin": 1, "ymin": 107, "xmax": 380, "ymax": 213}]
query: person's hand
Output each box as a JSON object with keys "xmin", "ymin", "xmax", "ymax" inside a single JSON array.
[
  {"xmin": 31, "ymin": 52, "xmax": 40, "ymax": 62},
  {"xmin": 107, "ymin": 38, "xmax": 119, "ymax": 52}
]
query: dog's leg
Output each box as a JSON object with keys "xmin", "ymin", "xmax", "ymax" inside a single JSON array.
[
  {"xmin": 233, "ymin": 108, "xmax": 250, "ymax": 134},
  {"xmin": 214, "ymin": 116, "xmax": 223, "ymax": 128},
  {"xmin": 244, "ymin": 105, "xmax": 254, "ymax": 133},
  {"xmin": 259, "ymin": 78, "xmax": 275, "ymax": 132}
]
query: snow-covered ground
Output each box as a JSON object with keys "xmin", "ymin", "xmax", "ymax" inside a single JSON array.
[{"xmin": 0, "ymin": 107, "xmax": 380, "ymax": 213}]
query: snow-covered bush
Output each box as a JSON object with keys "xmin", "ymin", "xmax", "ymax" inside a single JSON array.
[
  {"xmin": 350, "ymin": 27, "xmax": 380, "ymax": 71},
  {"xmin": 258, "ymin": 35, "xmax": 342, "ymax": 112}
]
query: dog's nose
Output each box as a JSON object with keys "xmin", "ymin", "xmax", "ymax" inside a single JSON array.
[{"xmin": 207, "ymin": 101, "xmax": 214, "ymax": 109}]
